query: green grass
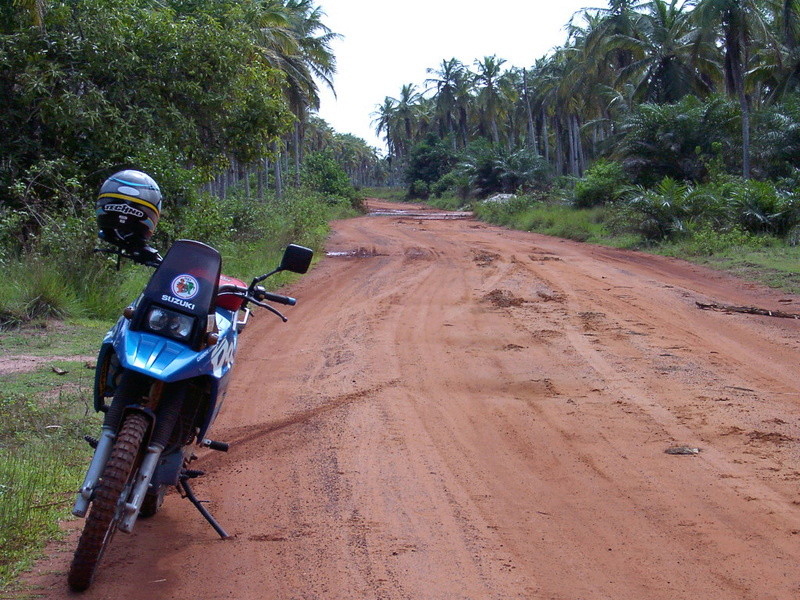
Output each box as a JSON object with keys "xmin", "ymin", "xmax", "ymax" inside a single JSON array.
[
  {"xmin": 360, "ymin": 186, "xmax": 407, "ymax": 202},
  {"xmin": 675, "ymin": 246, "xmax": 800, "ymax": 293},
  {"xmin": 0, "ymin": 315, "xmax": 108, "ymax": 591},
  {"xmin": 0, "ymin": 366, "xmax": 99, "ymax": 590},
  {"xmin": 0, "ymin": 360, "xmax": 95, "ymax": 401},
  {"xmin": 474, "ymin": 199, "xmax": 612, "ymax": 243},
  {"xmin": 0, "ymin": 319, "xmax": 111, "ymax": 357},
  {"xmin": 0, "ymin": 439, "xmax": 91, "ymax": 588}
]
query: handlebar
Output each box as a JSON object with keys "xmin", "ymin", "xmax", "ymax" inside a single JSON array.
[
  {"xmin": 216, "ymin": 284, "xmax": 295, "ymax": 321},
  {"xmin": 259, "ymin": 291, "xmax": 296, "ymax": 306}
]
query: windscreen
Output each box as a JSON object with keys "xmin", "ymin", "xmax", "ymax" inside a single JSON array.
[{"xmin": 139, "ymin": 239, "xmax": 221, "ymax": 319}]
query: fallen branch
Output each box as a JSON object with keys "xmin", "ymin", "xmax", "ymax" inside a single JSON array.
[{"xmin": 696, "ymin": 301, "xmax": 800, "ymax": 319}]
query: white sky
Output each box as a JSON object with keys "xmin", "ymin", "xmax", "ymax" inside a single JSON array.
[{"xmin": 315, "ymin": 0, "xmax": 593, "ymax": 152}]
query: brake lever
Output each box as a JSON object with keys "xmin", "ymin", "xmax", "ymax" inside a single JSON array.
[{"xmin": 247, "ymin": 298, "xmax": 288, "ymax": 322}]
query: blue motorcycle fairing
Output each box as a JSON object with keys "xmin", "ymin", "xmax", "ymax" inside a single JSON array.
[{"xmin": 110, "ymin": 307, "xmax": 238, "ymax": 384}]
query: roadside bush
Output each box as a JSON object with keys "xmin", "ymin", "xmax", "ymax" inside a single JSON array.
[
  {"xmin": 457, "ymin": 141, "xmax": 504, "ymax": 198},
  {"xmin": 625, "ymin": 178, "xmax": 704, "ymax": 240},
  {"xmin": 752, "ymin": 94, "xmax": 800, "ymax": 179},
  {"xmin": 408, "ymin": 180, "xmax": 430, "ymax": 200},
  {"xmin": 406, "ymin": 134, "xmax": 456, "ymax": 191},
  {"xmin": 679, "ymin": 225, "xmax": 773, "ymax": 255},
  {"xmin": 495, "ymin": 149, "xmax": 551, "ymax": 193},
  {"xmin": 170, "ymin": 192, "xmax": 234, "ymax": 248},
  {"xmin": 457, "ymin": 142, "xmax": 550, "ymax": 198},
  {"xmin": 431, "ymin": 171, "xmax": 470, "ymax": 200},
  {"xmin": 473, "ymin": 195, "xmax": 535, "ymax": 227},
  {"xmin": 522, "ymin": 205, "xmax": 606, "ymax": 242},
  {"xmin": 301, "ymin": 150, "xmax": 357, "ymax": 205},
  {"xmin": 0, "ymin": 182, "xmax": 344, "ymax": 326},
  {"xmin": 474, "ymin": 194, "xmax": 608, "ymax": 242},
  {"xmin": 614, "ymin": 96, "xmax": 740, "ymax": 186},
  {"xmin": 0, "ymin": 208, "xmax": 29, "ymax": 261},
  {"xmin": 727, "ymin": 180, "xmax": 800, "ymax": 235},
  {"xmin": 573, "ymin": 160, "xmax": 631, "ymax": 208}
]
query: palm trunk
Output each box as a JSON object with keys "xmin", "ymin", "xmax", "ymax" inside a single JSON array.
[
  {"xmin": 573, "ymin": 114, "xmax": 586, "ymax": 176},
  {"xmin": 522, "ymin": 70, "xmax": 537, "ymax": 153},
  {"xmin": 542, "ymin": 109, "xmax": 550, "ymax": 164},
  {"xmin": 293, "ymin": 122, "xmax": 302, "ymax": 187},
  {"xmin": 273, "ymin": 142, "xmax": 283, "ymax": 200}
]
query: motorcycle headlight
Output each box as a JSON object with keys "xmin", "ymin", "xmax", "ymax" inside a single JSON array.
[
  {"xmin": 144, "ymin": 306, "xmax": 195, "ymax": 343},
  {"xmin": 147, "ymin": 307, "xmax": 170, "ymax": 331}
]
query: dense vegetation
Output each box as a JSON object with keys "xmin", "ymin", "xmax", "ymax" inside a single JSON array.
[
  {"xmin": 374, "ymin": 0, "xmax": 800, "ymax": 253},
  {"xmin": 0, "ymin": 0, "xmax": 381, "ymax": 327}
]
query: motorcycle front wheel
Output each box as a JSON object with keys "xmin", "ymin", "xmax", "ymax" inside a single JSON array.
[{"xmin": 68, "ymin": 412, "xmax": 149, "ymax": 591}]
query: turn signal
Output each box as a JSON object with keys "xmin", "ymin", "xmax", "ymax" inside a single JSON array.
[
  {"xmin": 206, "ymin": 333, "xmax": 219, "ymax": 346},
  {"xmin": 123, "ymin": 306, "xmax": 135, "ymax": 319}
]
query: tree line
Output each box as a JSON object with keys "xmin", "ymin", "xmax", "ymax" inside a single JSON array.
[
  {"xmin": 373, "ymin": 0, "xmax": 800, "ymax": 198},
  {"xmin": 0, "ymin": 0, "xmax": 382, "ymax": 248}
]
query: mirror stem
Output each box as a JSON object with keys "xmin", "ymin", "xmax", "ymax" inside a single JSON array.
[{"xmin": 251, "ymin": 267, "xmax": 282, "ymax": 289}]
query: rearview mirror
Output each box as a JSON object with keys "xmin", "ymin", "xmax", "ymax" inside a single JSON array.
[{"xmin": 280, "ymin": 244, "xmax": 313, "ymax": 274}]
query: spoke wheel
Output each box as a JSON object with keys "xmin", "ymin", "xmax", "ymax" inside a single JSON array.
[{"xmin": 68, "ymin": 412, "xmax": 149, "ymax": 592}]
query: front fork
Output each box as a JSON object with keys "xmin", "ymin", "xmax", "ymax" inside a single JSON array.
[
  {"xmin": 72, "ymin": 426, "xmax": 116, "ymax": 518},
  {"xmin": 119, "ymin": 442, "xmax": 165, "ymax": 532},
  {"xmin": 72, "ymin": 377, "xmax": 183, "ymax": 528}
]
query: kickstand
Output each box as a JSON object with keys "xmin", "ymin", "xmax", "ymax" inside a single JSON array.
[{"xmin": 178, "ymin": 475, "xmax": 230, "ymax": 539}]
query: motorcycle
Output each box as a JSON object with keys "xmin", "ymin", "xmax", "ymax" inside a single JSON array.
[{"xmin": 67, "ymin": 237, "xmax": 313, "ymax": 591}]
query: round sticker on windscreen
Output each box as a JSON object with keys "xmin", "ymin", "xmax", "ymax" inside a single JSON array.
[{"xmin": 171, "ymin": 274, "xmax": 199, "ymax": 300}]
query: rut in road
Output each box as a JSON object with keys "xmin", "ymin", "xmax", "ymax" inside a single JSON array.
[{"xmin": 25, "ymin": 200, "xmax": 800, "ymax": 600}]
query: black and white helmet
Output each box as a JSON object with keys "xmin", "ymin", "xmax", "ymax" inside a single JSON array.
[{"xmin": 96, "ymin": 170, "xmax": 162, "ymax": 250}]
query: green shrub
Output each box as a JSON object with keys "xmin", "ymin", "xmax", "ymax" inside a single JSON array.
[
  {"xmin": 727, "ymin": 180, "xmax": 800, "ymax": 235},
  {"xmin": 301, "ymin": 150, "xmax": 357, "ymax": 204},
  {"xmin": 0, "ymin": 259, "xmax": 83, "ymax": 328},
  {"xmin": 573, "ymin": 160, "xmax": 631, "ymax": 208},
  {"xmin": 614, "ymin": 96, "xmax": 741, "ymax": 186},
  {"xmin": 684, "ymin": 225, "xmax": 772, "ymax": 255},
  {"xmin": 474, "ymin": 195, "xmax": 608, "ymax": 242},
  {"xmin": 624, "ymin": 177, "xmax": 723, "ymax": 240},
  {"xmin": 408, "ymin": 180, "xmax": 430, "ymax": 200},
  {"xmin": 406, "ymin": 134, "xmax": 456, "ymax": 188},
  {"xmin": 431, "ymin": 171, "xmax": 470, "ymax": 200}
]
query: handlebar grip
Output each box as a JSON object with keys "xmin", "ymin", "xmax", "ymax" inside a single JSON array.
[{"xmin": 262, "ymin": 291, "xmax": 297, "ymax": 306}]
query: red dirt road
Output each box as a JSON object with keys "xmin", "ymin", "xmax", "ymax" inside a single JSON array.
[{"xmin": 28, "ymin": 200, "xmax": 800, "ymax": 599}]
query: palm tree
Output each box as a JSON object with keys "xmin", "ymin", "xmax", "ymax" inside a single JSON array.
[
  {"xmin": 497, "ymin": 68, "xmax": 524, "ymax": 149},
  {"xmin": 248, "ymin": 0, "xmax": 339, "ymax": 186},
  {"xmin": 452, "ymin": 67, "xmax": 477, "ymax": 149},
  {"xmin": 610, "ymin": 0, "xmax": 716, "ymax": 103},
  {"xmin": 372, "ymin": 97, "xmax": 398, "ymax": 156},
  {"xmin": 692, "ymin": 0, "xmax": 772, "ymax": 177},
  {"xmin": 425, "ymin": 58, "xmax": 466, "ymax": 146},
  {"xmin": 280, "ymin": 0, "xmax": 339, "ymax": 184},
  {"xmin": 388, "ymin": 83, "xmax": 423, "ymax": 157},
  {"xmin": 474, "ymin": 55, "xmax": 506, "ymax": 145},
  {"xmin": 753, "ymin": 0, "xmax": 800, "ymax": 102}
]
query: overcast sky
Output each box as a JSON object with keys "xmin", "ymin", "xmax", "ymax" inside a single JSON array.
[{"xmin": 315, "ymin": 0, "xmax": 593, "ymax": 151}]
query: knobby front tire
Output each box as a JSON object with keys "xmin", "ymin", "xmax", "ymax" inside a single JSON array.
[{"xmin": 67, "ymin": 412, "xmax": 149, "ymax": 592}]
